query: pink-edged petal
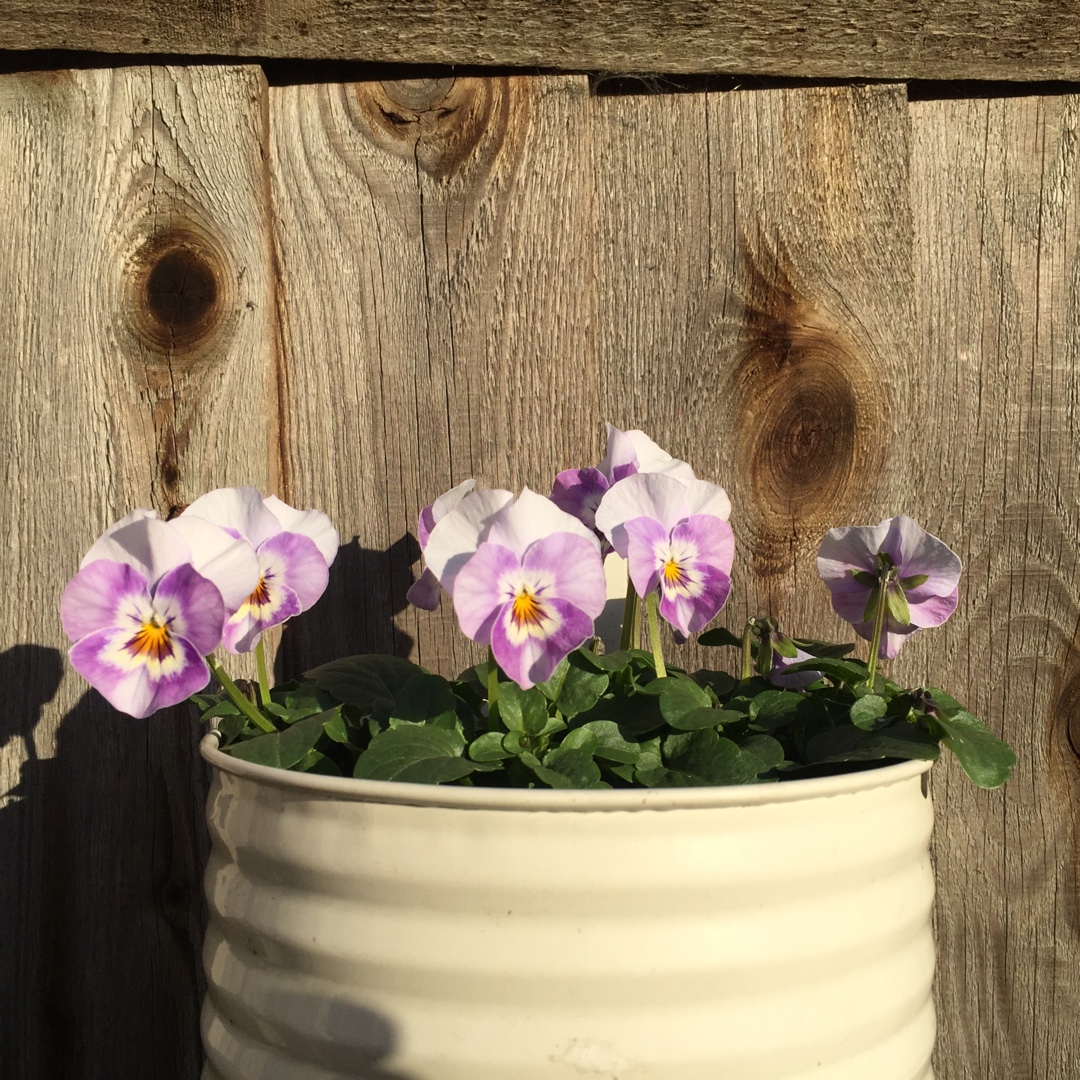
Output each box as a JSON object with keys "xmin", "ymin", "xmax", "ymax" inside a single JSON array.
[
  {"xmin": 770, "ymin": 647, "xmax": 822, "ymax": 689},
  {"xmin": 491, "ymin": 596, "xmax": 594, "ymax": 689},
  {"xmin": 263, "ymin": 495, "xmax": 340, "ymax": 567},
  {"xmin": 486, "ymin": 488, "xmax": 600, "ymax": 557},
  {"xmin": 851, "ymin": 619, "xmax": 920, "ymax": 660},
  {"xmin": 422, "ymin": 488, "xmax": 515, "ymax": 596},
  {"xmin": 521, "ymin": 532, "xmax": 607, "ymax": 620},
  {"xmin": 905, "ymin": 585, "xmax": 959, "ymax": 629},
  {"xmin": 450, "ymin": 543, "xmax": 521, "ymax": 642},
  {"xmin": 182, "ymin": 486, "xmax": 282, "ymax": 549},
  {"xmin": 884, "ymin": 515, "xmax": 963, "ymax": 593},
  {"xmin": 816, "ymin": 521, "xmax": 893, "ymax": 583},
  {"xmin": 259, "ymin": 532, "xmax": 329, "ymax": 611},
  {"xmin": 827, "ymin": 583, "xmax": 872, "ymax": 625},
  {"xmin": 222, "ymin": 580, "xmax": 303, "ymax": 654},
  {"xmin": 673, "ymin": 515, "xmax": 735, "ymax": 575},
  {"xmin": 69, "ymin": 627, "xmax": 210, "ymax": 719},
  {"xmin": 152, "ymin": 564, "xmax": 225, "ymax": 657},
  {"xmin": 416, "ymin": 479, "xmax": 477, "ymax": 550},
  {"xmin": 406, "ymin": 567, "xmax": 444, "ymax": 611},
  {"xmin": 168, "ymin": 515, "xmax": 261, "ymax": 612},
  {"xmin": 61, "ymin": 560, "xmax": 149, "ymax": 643},
  {"xmin": 80, "ymin": 516, "xmax": 191, "ymax": 588},
  {"xmin": 549, "ymin": 468, "xmax": 609, "ymax": 533},
  {"xmin": 595, "ymin": 472, "xmax": 690, "ymax": 555},
  {"xmin": 600, "ymin": 425, "xmax": 696, "ymax": 484},
  {"xmin": 622, "ymin": 516, "xmax": 670, "ymax": 597},
  {"xmin": 658, "ymin": 561, "xmax": 732, "ymax": 637}
]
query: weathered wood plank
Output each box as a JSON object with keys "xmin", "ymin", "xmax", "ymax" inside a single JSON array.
[
  {"xmin": 5, "ymin": 0, "xmax": 1080, "ymax": 81},
  {"xmin": 268, "ymin": 74, "xmax": 597, "ymax": 679},
  {"xmin": 0, "ymin": 64, "xmax": 277, "ymax": 1079},
  {"xmin": 911, "ymin": 94, "xmax": 1080, "ymax": 1079},
  {"xmin": 592, "ymin": 83, "xmax": 916, "ymax": 666}
]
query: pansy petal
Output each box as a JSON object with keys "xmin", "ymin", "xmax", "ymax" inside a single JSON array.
[
  {"xmin": 422, "ymin": 488, "xmax": 515, "ymax": 595},
  {"xmin": 672, "ymin": 515, "xmax": 735, "ymax": 576},
  {"xmin": 549, "ymin": 468, "xmax": 609, "ymax": 532},
  {"xmin": 622, "ymin": 516, "xmax": 669, "ymax": 597},
  {"xmin": 850, "ymin": 619, "xmax": 919, "ymax": 660},
  {"xmin": 416, "ymin": 479, "xmax": 477, "ymax": 551},
  {"xmin": 152, "ymin": 563, "xmax": 225, "ymax": 657},
  {"xmin": 451, "ymin": 543, "xmax": 521, "ymax": 642},
  {"xmin": 169, "ymin": 515, "xmax": 261, "ymax": 612},
  {"xmin": 263, "ymin": 495, "xmax": 340, "ymax": 567},
  {"xmin": 595, "ymin": 473, "xmax": 691, "ymax": 555},
  {"xmin": 70, "ymin": 626, "xmax": 210, "ymax": 719},
  {"xmin": 182, "ymin": 486, "xmax": 282, "ymax": 549},
  {"xmin": 259, "ymin": 532, "xmax": 329, "ymax": 611},
  {"xmin": 884, "ymin": 515, "xmax": 963, "ymax": 593},
  {"xmin": 486, "ymin": 488, "xmax": 600, "ymax": 557},
  {"xmin": 658, "ymin": 561, "xmax": 732, "ymax": 637},
  {"xmin": 61, "ymin": 560, "xmax": 150, "ymax": 643},
  {"xmin": 904, "ymin": 585, "xmax": 959, "ymax": 628},
  {"xmin": 406, "ymin": 567, "xmax": 444, "ymax": 611},
  {"xmin": 223, "ymin": 580, "xmax": 303, "ymax": 654},
  {"xmin": 601, "ymin": 425, "xmax": 696, "ymax": 484},
  {"xmin": 491, "ymin": 596, "xmax": 594, "ymax": 689},
  {"xmin": 681, "ymin": 479, "xmax": 732, "ymax": 522},
  {"xmin": 81, "ymin": 516, "xmax": 191, "ymax": 587},
  {"xmin": 770, "ymin": 647, "xmax": 822, "ymax": 688},
  {"xmin": 522, "ymin": 532, "xmax": 607, "ymax": 619},
  {"xmin": 816, "ymin": 521, "xmax": 893, "ymax": 583}
]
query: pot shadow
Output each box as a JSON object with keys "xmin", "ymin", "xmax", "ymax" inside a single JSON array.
[{"xmin": 275, "ymin": 533, "xmax": 418, "ymax": 677}]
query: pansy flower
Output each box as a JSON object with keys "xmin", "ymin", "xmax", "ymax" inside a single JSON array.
[
  {"xmin": 450, "ymin": 489, "xmax": 606, "ymax": 688},
  {"xmin": 817, "ymin": 515, "xmax": 961, "ymax": 659},
  {"xmin": 594, "ymin": 472, "xmax": 734, "ymax": 637},
  {"xmin": 406, "ymin": 478, "xmax": 477, "ymax": 610},
  {"xmin": 179, "ymin": 487, "xmax": 339, "ymax": 654},
  {"xmin": 550, "ymin": 424, "xmax": 695, "ymax": 544},
  {"xmin": 61, "ymin": 516, "xmax": 235, "ymax": 718}
]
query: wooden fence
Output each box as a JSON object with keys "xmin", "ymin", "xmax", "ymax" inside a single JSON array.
[{"xmin": 1, "ymin": 61, "xmax": 1077, "ymax": 1078}]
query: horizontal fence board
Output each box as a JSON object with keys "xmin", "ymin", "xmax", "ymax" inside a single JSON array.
[
  {"xmin": 0, "ymin": 63, "xmax": 279, "ymax": 1079},
  {"xmin": 4, "ymin": 0, "xmax": 1080, "ymax": 81},
  {"xmin": 911, "ymin": 93, "xmax": 1080, "ymax": 1080}
]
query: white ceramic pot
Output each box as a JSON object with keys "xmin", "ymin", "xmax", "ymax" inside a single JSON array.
[{"xmin": 199, "ymin": 733, "xmax": 935, "ymax": 1080}]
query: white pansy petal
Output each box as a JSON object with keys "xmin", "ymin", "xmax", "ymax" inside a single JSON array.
[
  {"xmin": 816, "ymin": 521, "xmax": 893, "ymax": 582},
  {"xmin": 681, "ymin": 478, "xmax": 732, "ymax": 521},
  {"xmin": 81, "ymin": 517, "xmax": 192, "ymax": 587},
  {"xmin": 423, "ymin": 488, "xmax": 515, "ymax": 589},
  {"xmin": 182, "ymin": 486, "xmax": 281, "ymax": 548},
  {"xmin": 169, "ymin": 515, "xmax": 261, "ymax": 612},
  {"xmin": 595, "ymin": 472, "xmax": 691, "ymax": 540},
  {"xmin": 487, "ymin": 488, "xmax": 600, "ymax": 557},
  {"xmin": 263, "ymin": 495, "xmax": 340, "ymax": 567}
]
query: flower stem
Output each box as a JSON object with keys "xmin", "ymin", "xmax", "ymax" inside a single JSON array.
[
  {"xmin": 645, "ymin": 591, "xmax": 667, "ymax": 679},
  {"xmin": 620, "ymin": 580, "xmax": 639, "ymax": 652},
  {"xmin": 740, "ymin": 618, "xmax": 755, "ymax": 682},
  {"xmin": 486, "ymin": 647, "xmax": 501, "ymax": 729},
  {"xmin": 206, "ymin": 655, "xmax": 277, "ymax": 735},
  {"xmin": 865, "ymin": 586, "xmax": 888, "ymax": 686},
  {"xmin": 254, "ymin": 639, "xmax": 272, "ymax": 707}
]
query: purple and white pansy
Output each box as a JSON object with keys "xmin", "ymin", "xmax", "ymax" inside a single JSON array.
[
  {"xmin": 180, "ymin": 487, "xmax": 339, "ymax": 654},
  {"xmin": 816, "ymin": 515, "xmax": 961, "ymax": 659},
  {"xmin": 594, "ymin": 472, "xmax": 735, "ymax": 637},
  {"xmin": 450, "ymin": 489, "xmax": 607, "ymax": 689},
  {"xmin": 406, "ymin": 478, "xmax": 480, "ymax": 610},
  {"xmin": 550, "ymin": 424, "xmax": 695, "ymax": 543},
  {"xmin": 61, "ymin": 515, "xmax": 239, "ymax": 718}
]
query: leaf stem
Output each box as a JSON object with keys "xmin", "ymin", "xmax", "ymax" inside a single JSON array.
[
  {"xmin": 255, "ymin": 638, "xmax": 272, "ymax": 707},
  {"xmin": 619, "ymin": 579, "xmax": 639, "ymax": 652},
  {"xmin": 865, "ymin": 584, "xmax": 889, "ymax": 685},
  {"xmin": 740, "ymin": 619, "xmax": 755, "ymax": 681},
  {"xmin": 645, "ymin": 591, "xmax": 667, "ymax": 679},
  {"xmin": 206, "ymin": 655, "xmax": 277, "ymax": 734},
  {"xmin": 486, "ymin": 647, "xmax": 501, "ymax": 729}
]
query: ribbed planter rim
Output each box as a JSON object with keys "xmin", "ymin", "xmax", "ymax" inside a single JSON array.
[{"xmin": 200, "ymin": 732, "xmax": 932, "ymax": 812}]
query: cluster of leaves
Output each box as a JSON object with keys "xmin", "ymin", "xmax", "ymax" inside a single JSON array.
[{"xmin": 197, "ymin": 637, "xmax": 1015, "ymax": 790}]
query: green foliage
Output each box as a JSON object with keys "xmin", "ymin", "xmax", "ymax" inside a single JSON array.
[{"xmin": 198, "ymin": 628, "xmax": 1014, "ymax": 791}]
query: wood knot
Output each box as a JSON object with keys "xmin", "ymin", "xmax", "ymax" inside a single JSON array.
[
  {"xmin": 731, "ymin": 241, "xmax": 886, "ymax": 576},
  {"xmin": 355, "ymin": 77, "xmax": 509, "ymax": 179},
  {"xmin": 1053, "ymin": 651, "xmax": 1080, "ymax": 767},
  {"xmin": 130, "ymin": 228, "xmax": 226, "ymax": 354}
]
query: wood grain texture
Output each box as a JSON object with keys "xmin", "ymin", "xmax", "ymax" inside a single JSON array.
[
  {"xmin": 269, "ymin": 74, "xmax": 598, "ymax": 680},
  {"xmin": 593, "ymin": 83, "xmax": 915, "ymax": 667},
  {"xmin": 0, "ymin": 64, "xmax": 278, "ymax": 1079},
  {"xmin": 5, "ymin": 0, "xmax": 1080, "ymax": 81},
  {"xmin": 911, "ymin": 95, "xmax": 1080, "ymax": 1080}
]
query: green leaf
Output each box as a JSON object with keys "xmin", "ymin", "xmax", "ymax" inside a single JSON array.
[
  {"xmin": 805, "ymin": 722, "xmax": 940, "ymax": 765},
  {"xmin": 498, "ymin": 683, "xmax": 557, "ymax": 737},
  {"xmin": 294, "ymin": 749, "xmax": 342, "ymax": 776},
  {"xmin": 389, "ymin": 673, "xmax": 459, "ymax": 727},
  {"xmin": 772, "ymin": 634, "xmax": 799, "ymax": 659},
  {"xmin": 321, "ymin": 707, "xmax": 352, "ymax": 744},
  {"xmin": 222, "ymin": 712, "xmax": 328, "ymax": 769},
  {"xmin": 755, "ymin": 634, "xmax": 774, "ymax": 676},
  {"xmin": 925, "ymin": 688, "xmax": 964, "ymax": 715},
  {"xmin": 886, "ymin": 585, "xmax": 912, "ymax": 625},
  {"xmin": 273, "ymin": 682, "xmax": 339, "ymax": 718},
  {"xmin": 306, "ymin": 655, "xmax": 426, "ymax": 712},
  {"xmin": 560, "ymin": 727, "xmax": 599, "ymax": 754},
  {"xmin": 540, "ymin": 746, "xmax": 603, "ymax": 788},
  {"xmin": 931, "ymin": 711, "xmax": 1016, "ymax": 789},
  {"xmin": 651, "ymin": 676, "xmax": 712, "ymax": 728},
  {"xmin": 691, "ymin": 669, "xmax": 737, "ymax": 699},
  {"xmin": 697, "ymin": 627, "xmax": 743, "ymax": 648},
  {"xmin": 213, "ymin": 712, "xmax": 248, "ymax": 744},
  {"xmin": 790, "ymin": 638, "xmax": 855, "ymax": 659},
  {"xmin": 852, "ymin": 569, "xmax": 879, "ymax": 588},
  {"xmin": 569, "ymin": 721, "xmax": 651, "ymax": 764},
  {"xmin": 748, "ymin": 690, "xmax": 804, "ymax": 727},
  {"xmin": 663, "ymin": 729, "xmax": 762, "ymax": 786},
  {"xmin": 850, "ymin": 694, "xmax": 888, "ymax": 731},
  {"xmin": 353, "ymin": 724, "xmax": 474, "ymax": 784},
  {"xmin": 739, "ymin": 734, "xmax": 786, "ymax": 773},
  {"xmin": 468, "ymin": 731, "xmax": 514, "ymax": 763},
  {"xmin": 554, "ymin": 660, "xmax": 610, "ymax": 718},
  {"xmin": 536, "ymin": 658, "xmax": 570, "ymax": 701},
  {"xmin": 666, "ymin": 706, "xmax": 725, "ymax": 731},
  {"xmin": 785, "ymin": 657, "xmax": 870, "ymax": 687},
  {"xmin": 899, "ymin": 573, "xmax": 929, "ymax": 590},
  {"xmin": 199, "ymin": 698, "xmax": 241, "ymax": 721}
]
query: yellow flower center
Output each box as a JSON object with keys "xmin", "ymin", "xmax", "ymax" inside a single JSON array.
[
  {"xmin": 126, "ymin": 620, "xmax": 173, "ymax": 662},
  {"xmin": 247, "ymin": 575, "xmax": 271, "ymax": 609},
  {"xmin": 511, "ymin": 589, "xmax": 543, "ymax": 626},
  {"xmin": 663, "ymin": 558, "xmax": 685, "ymax": 585}
]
